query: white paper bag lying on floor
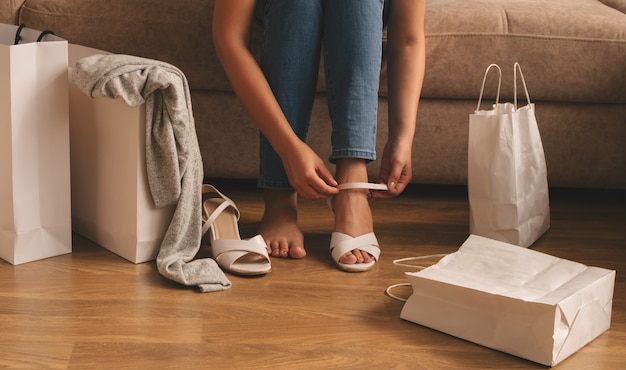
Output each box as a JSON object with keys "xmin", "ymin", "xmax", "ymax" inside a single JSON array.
[
  {"xmin": 0, "ymin": 24, "xmax": 71, "ymax": 264},
  {"xmin": 400, "ymin": 235, "xmax": 615, "ymax": 366},
  {"xmin": 68, "ymin": 44, "xmax": 175, "ymax": 263}
]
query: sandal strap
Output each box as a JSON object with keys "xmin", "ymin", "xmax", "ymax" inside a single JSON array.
[
  {"xmin": 201, "ymin": 184, "xmax": 240, "ymax": 236},
  {"xmin": 212, "ymin": 235, "xmax": 270, "ymax": 267},
  {"xmin": 328, "ymin": 182, "xmax": 389, "ymax": 211},
  {"xmin": 337, "ymin": 182, "xmax": 389, "ymax": 191},
  {"xmin": 202, "ymin": 184, "xmax": 240, "ymax": 219},
  {"xmin": 329, "ymin": 232, "xmax": 381, "ymax": 262},
  {"xmin": 202, "ymin": 199, "xmax": 232, "ymax": 237}
]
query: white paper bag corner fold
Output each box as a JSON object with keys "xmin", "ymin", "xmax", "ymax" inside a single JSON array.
[{"xmin": 400, "ymin": 235, "xmax": 615, "ymax": 367}]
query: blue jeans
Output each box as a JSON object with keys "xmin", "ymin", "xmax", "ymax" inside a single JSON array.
[{"xmin": 255, "ymin": 0, "xmax": 388, "ymax": 189}]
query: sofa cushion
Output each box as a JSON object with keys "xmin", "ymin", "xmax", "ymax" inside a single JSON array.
[
  {"xmin": 0, "ymin": 0, "xmax": 26, "ymax": 24},
  {"xmin": 417, "ymin": 0, "xmax": 626, "ymax": 104}
]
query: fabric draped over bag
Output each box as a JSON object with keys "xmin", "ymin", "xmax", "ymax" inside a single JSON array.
[{"xmin": 71, "ymin": 54, "xmax": 231, "ymax": 292}]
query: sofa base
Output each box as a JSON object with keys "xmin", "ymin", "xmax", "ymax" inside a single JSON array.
[{"xmin": 196, "ymin": 92, "xmax": 626, "ymax": 189}]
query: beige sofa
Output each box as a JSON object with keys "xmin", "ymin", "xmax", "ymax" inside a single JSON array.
[{"xmin": 3, "ymin": 0, "xmax": 625, "ymax": 189}]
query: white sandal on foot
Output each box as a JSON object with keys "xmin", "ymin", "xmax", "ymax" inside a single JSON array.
[
  {"xmin": 202, "ymin": 184, "xmax": 271, "ymax": 276},
  {"xmin": 329, "ymin": 182, "xmax": 388, "ymax": 272},
  {"xmin": 330, "ymin": 231, "xmax": 381, "ymax": 272}
]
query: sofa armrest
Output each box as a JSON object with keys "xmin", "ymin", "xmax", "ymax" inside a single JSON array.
[{"xmin": 0, "ymin": 0, "xmax": 27, "ymax": 24}]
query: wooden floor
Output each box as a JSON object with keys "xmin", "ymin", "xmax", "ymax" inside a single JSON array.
[{"xmin": 1, "ymin": 180, "xmax": 624, "ymax": 369}]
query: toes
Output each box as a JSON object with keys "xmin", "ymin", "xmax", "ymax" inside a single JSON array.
[
  {"xmin": 360, "ymin": 250, "xmax": 373, "ymax": 263},
  {"xmin": 351, "ymin": 249, "xmax": 365, "ymax": 263},
  {"xmin": 278, "ymin": 241, "xmax": 290, "ymax": 258},
  {"xmin": 289, "ymin": 245, "xmax": 307, "ymax": 259},
  {"xmin": 264, "ymin": 238, "xmax": 272, "ymax": 255},
  {"xmin": 339, "ymin": 252, "xmax": 358, "ymax": 264},
  {"xmin": 339, "ymin": 249, "xmax": 374, "ymax": 265},
  {"xmin": 265, "ymin": 239, "xmax": 306, "ymax": 259},
  {"xmin": 267, "ymin": 240, "xmax": 282, "ymax": 258}
]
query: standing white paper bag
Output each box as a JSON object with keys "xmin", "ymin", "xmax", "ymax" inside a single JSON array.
[
  {"xmin": 468, "ymin": 63, "xmax": 550, "ymax": 248},
  {"xmin": 400, "ymin": 235, "xmax": 615, "ymax": 366},
  {"xmin": 0, "ymin": 24, "xmax": 71, "ymax": 265},
  {"xmin": 68, "ymin": 44, "xmax": 175, "ymax": 263}
]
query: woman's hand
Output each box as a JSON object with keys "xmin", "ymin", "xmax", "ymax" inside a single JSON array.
[
  {"xmin": 280, "ymin": 141, "xmax": 339, "ymax": 200},
  {"xmin": 372, "ymin": 139, "xmax": 412, "ymax": 199}
]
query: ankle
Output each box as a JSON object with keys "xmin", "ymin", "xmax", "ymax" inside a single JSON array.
[
  {"xmin": 335, "ymin": 158, "xmax": 368, "ymax": 185},
  {"xmin": 263, "ymin": 189, "xmax": 297, "ymax": 207},
  {"xmin": 333, "ymin": 190, "xmax": 373, "ymax": 235},
  {"xmin": 262, "ymin": 189, "xmax": 298, "ymax": 223}
]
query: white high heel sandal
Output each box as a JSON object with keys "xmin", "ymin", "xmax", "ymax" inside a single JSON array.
[
  {"xmin": 329, "ymin": 182, "xmax": 388, "ymax": 272},
  {"xmin": 202, "ymin": 184, "xmax": 271, "ymax": 276}
]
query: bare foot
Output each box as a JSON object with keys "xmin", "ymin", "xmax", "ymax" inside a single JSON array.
[{"xmin": 259, "ymin": 189, "xmax": 306, "ymax": 259}]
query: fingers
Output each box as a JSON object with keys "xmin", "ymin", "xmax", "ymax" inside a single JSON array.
[
  {"xmin": 372, "ymin": 170, "xmax": 411, "ymax": 200},
  {"xmin": 283, "ymin": 145, "xmax": 339, "ymax": 200},
  {"xmin": 309, "ymin": 166, "xmax": 339, "ymax": 197},
  {"xmin": 303, "ymin": 180, "xmax": 340, "ymax": 200},
  {"xmin": 292, "ymin": 171, "xmax": 339, "ymax": 201},
  {"xmin": 371, "ymin": 181, "xmax": 404, "ymax": 199}
]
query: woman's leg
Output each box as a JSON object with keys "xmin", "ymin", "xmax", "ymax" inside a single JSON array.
[
  {"xmin": 324, "ymin": 0, "xmax": 386, "ymax": 264},
  {"xmin": 257, "ymin": 0, "xmax": 323, "ymax": 190},
  {"xmin": 256, "ymin": 0, "xmax": 324, "ymax": 258},
  {"xmin": 324, "ymin": 0, "xmax": 385, "ymax": 164}
]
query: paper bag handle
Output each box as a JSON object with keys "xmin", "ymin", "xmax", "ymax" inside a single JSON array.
[
  {"xmin": 14, "ymin": 24, "xmax": 26, "ymax": 45},
  {"xmin": 36, "ymin": 30, "xmax": 56, "ymax": 42},
  {"xmin": 513, "ymin": 62, "xmax": 532, "ymax": 109},
  {"xmin": 384, "ymin": 253, "xmax": 449, "ymax": 302},
  {"xmin": 475, "ymin": 64, "xmax": 502, "ymax": 112},
  {"xmin": 13, "ymin": 24, "xmax": 56, "ymax": 45}
]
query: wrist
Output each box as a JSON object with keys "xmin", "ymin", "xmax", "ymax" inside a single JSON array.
[{"xmin": 387, "ymin": 132, "xmax": 414, "ymax": 149}]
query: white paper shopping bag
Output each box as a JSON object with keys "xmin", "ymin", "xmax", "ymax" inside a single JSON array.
[
  {"xmin": 468, "ymin": 63, "xmax": 550, "ymax": 248},
  {"xmin": 68, "ymin": 44, "xmax": 175, "ymax": 263},
  {"xmin": 0, "ymin": 24, "xmax": 71, "ymax": 265},
  {"xmin": 400, "ymin": 235, "xmax": 615, "ymax": 366}
]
